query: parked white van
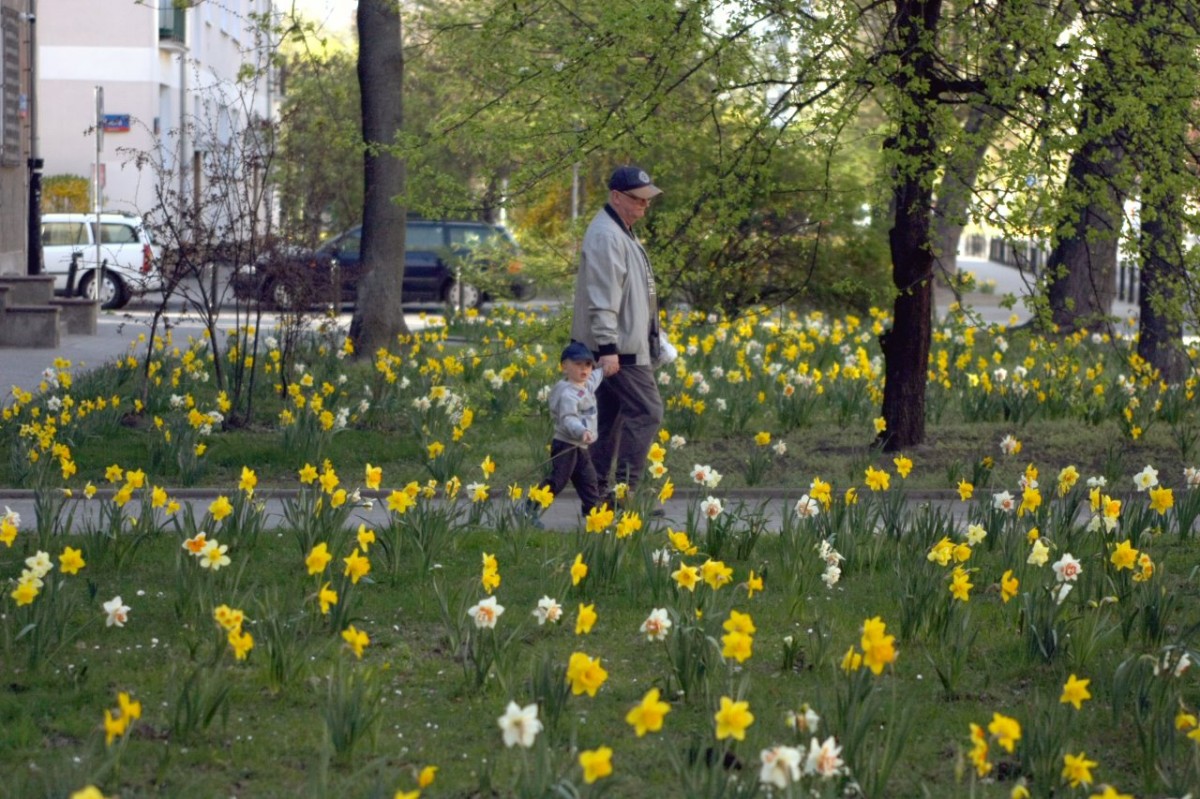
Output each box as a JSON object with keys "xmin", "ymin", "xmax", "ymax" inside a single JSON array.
[{"xmin": 40, "ymin": 213, "xmax": 163, "ymax": 309}]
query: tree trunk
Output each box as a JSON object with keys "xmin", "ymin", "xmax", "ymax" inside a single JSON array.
[
  {"xmin": 879, "ymin": 0, "xmax": 940, "ymax": 452},
  {"xmin": 1132, "ymin": 0, "xmax": 1192, "ymax": 383},
  {"xmin": 350, "ymin": 0, "xmax": 409, "ymax": 353},
  {"xmin": 1044, "ymin": 66, "xmax": 1125, "ymax": 333},
  {"xmin": 1137, "ymin": 201, "xmax": 1187, "ymax": 382}
]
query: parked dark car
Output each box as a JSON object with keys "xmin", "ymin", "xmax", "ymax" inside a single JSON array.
[{"xmin": 233, "ymin": 219, "xmax": 531, "ymax": 310}]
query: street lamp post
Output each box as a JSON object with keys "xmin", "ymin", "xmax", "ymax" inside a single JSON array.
[{"xmin": 25, "ymin": 0, "xmax": 41, "ymax": 275}]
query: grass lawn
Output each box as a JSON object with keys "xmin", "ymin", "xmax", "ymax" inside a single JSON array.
[{"xmin": 2, "ymin": 305, "xmax": 1200, "ymax": 798}]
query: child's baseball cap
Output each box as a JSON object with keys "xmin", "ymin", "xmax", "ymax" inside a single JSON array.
[{"xmin": 560, "ymin": 342, "xmax": 595, "ymax": 363}]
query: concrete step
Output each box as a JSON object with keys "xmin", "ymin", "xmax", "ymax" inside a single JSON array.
[
  {"xmin": 0, "ymin": 274, "xmax": 57, "ymax": 305},
  {"xmin": 50, "ymin": 297, "xmax": 100, "ymax": 335},
  {"xmin": 0, "ymin": 304, "xmax": 61, "ymax": 348}
]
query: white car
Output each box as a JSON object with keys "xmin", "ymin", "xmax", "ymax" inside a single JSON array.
[{"xmin": 40, "ymin": 212, "xmax": 163, "ymax": 309}]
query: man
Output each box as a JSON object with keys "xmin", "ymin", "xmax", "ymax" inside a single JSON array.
[{"xmin": 570, "ymin": 165, "xmax": 665, "ymax": 505}]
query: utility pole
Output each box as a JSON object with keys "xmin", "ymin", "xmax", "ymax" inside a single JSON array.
[
  {"xmin": 25, "ymin": 0, "xmax": 42, "ymax": 275},
  {"xmin": 94, "ymin": 84, "xmax": 104, "ymax": 299}
]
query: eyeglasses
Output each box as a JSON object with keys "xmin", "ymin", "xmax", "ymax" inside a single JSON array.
[{"xmin": 619, "ymin": 191, "xmax": 651, "ymax": 205}]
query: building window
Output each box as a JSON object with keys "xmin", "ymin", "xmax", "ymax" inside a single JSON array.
[
  {"xmin": 1, "ymin": 5, "xmax": 20, "ymax": 166},
  {"xmin": 159, "ymin": 2, "xmax": 187, "ymax": 43}
]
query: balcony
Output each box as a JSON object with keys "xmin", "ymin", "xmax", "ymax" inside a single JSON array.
[{"xmin": 159, "ymin": 5, "xmax": 186, "ymax": 44}]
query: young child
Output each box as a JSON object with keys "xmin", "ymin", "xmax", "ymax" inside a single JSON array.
[{"xmin": 534, "ymin": 341, "xmax": 604, "ymax": 521}]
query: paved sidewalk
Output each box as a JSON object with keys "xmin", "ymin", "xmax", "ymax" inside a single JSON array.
[{"xmin": 0, "ymin": 487, "xmax": 965, "ymax": 535}]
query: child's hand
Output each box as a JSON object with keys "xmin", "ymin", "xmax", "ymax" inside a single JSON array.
[{"xmin": 582, "ymin": 431, "xmax": 595, "ymax": 444}]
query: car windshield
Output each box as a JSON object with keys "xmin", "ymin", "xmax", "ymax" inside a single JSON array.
[{"xmin": 448, "ymin": 225, "xmax": 510, "ymax": 248}]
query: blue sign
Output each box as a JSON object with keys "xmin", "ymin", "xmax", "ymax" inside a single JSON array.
[{"xmin": 102, "ymin": 114, "xmax": 130, "ymax": 133}]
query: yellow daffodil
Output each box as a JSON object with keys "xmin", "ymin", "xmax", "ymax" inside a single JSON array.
[
  {"xmin": 864, "ymin": 466, "xmax": 890, "ymax": 492},
  {"xmin": 570, "ymin": 553, "xmax": 588, "ymax": 586},
  {"xmin": 565, "ymin": 652, "xmax": 608, "ymax": 697},
  {"xmin": 208, "ymin": 495, "xmax": 233, "ymax": 522},
  {"xmin": 575, "ymin": 603, "xmax": 597, "ymax": 635},
  {"xmin": 625, "ymin": 688, "xmax": 671, "ymax": 736},
  {"xmin": 1000, "ymin": 570, "xmax": 1019, "ymax": 603},
  {"xmin": 1060, "ymin": 674, "xmax": 1092, "ymax": 710},
  {"xmin": 343, "ymin": 548, "xmax": 371, "ymax": 584},
  {"xmin": 306, "ymin": 542, "xmax": 333, "ymax": 575},
  {"xmin": 1110, "ymin": 540, "xmax": 1138, "ymax": 571},
  {"xmin": 58, "ymin": 546, "xmax": 85, "ymax": 575},
  {"xmin": 578, "ymin": 746, "xmax": 613, "ymax": 784},
  {"xmin": 342, "ymin": 625, "xmax": 369, "ymax": 658},
  {"xmin": 745, "ymin": 570, "xmax": 764, "ymax": 598},
  {"xmin": 988, "ymin": 712, "xmax": 1021, "ymax": 753},
  {"xmin": 713, "ymin": 696, "xmax": 754, "ymax": 741},
  {"xmin": 1061, "ymin": 751, "xmax": 1098, "ymax": 788},
  {"xmin": 318, "ymin": 582, "xmax": 338, "ymax": 614}
]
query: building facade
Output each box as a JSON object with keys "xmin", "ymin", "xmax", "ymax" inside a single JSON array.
[
  {"xmin": 0, "ymin": 0, "xmax": 29, "ymax": 277},
  {"xmin": 38, "ymin": 0, "xmax": 276, "ymax": 218}
]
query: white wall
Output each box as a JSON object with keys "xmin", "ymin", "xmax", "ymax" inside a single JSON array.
[{"xmin": 39, "ymin": 1, "xmax": 273, "ymax": 216}]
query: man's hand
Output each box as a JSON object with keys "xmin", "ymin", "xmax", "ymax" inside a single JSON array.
[
  {"xmin": 598, "ymin": 353, "xmax": 620, "ymax": 377},
  {"xmin": 582, "ymin": 431, "xmax": 595, "ymax": 445}
]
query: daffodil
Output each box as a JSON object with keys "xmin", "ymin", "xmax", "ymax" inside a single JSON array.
[
  {"xmin": 700, "ymin": 559, "xmax": 733, "ymax": 590},
  {"xmin": 672, "ymin": 562, "xmax": 700, "ymax": 592},
  {"xmin": 575, "ymin": 603, "xmax": 597, "ymax": 634},
  {"xmin": 342, "ymin": 625, "xmax": 369, "ymax": 658},
  {"xmin": 864, "ymin": 466, "xmax": 890, "ymax": 492},
  {"xmin": 1000, "ymin": 570, "xmax": 1019, "ymax": 603},
  {"xmin": 200, "ymin": 540, "xmax": 231, "ymax": 571},
  {"xmin": 1149, "ymin": 485, "xmax": 1173, "ymax": 514},
  {"xmin": 467, "ymin": 596, "xmax": 504, "ymax": 629},
  {"xmin": 745, "ymin": 570, "xmax": 764, "ymax": 598},
  {"xmin": 228, "ymin": 627, "xmax": 254, "ymax": 660},
  {"xmin": 208, "ymin": 495, "xmax": 233, "ymax": 522},
  {"xmin": 714, "ymin": 696, "xmax": 754, "ymax": 740},
  {"xmin": 58, "ymin": 546, "xmax": 85, "ymax": 575},
  {"xmin": 1110, "ymin": 540, "xmax": 1138, "ymax": 571},
  {"xmin": 498, "ymin": 700, "xmax": 542, "ymax": 748},
  {"xmin": 585, "ymin": 504, "xmax": 614, "ymax": 532},
  {"xmin": 721, "ymin": 630, "xmax": 754, "ymax": 663},
  {"xmin": 860, "ymin": 616, "xmax": 897, "ymax": 675},
  {"xmin": 950, "ymin": 567, "xmax": 973, "ymax": 601},
  {"xmin": 1060, "ymin": 674, "xmax": 1092, "ymax": 710},
  {"xmin": 578, "ymin": 746, "xmax": 613, "ymax": 784},
  {"xmin": 343, "ymin": 548, "xmax": 371, "ymax": 584},
  {"xmin": 570, "ymin": 553, "xmax": 588, "ymax": 586},
  {"xmin": 306, "ymin": 542, "xmax": 333, "ymax": 575},
  {"xmin": 239, "ymin": 466, "xmax": 258, "ymax": 495},
  {"xmin": 565, "ymin": 651, "xmax": 608, "ymax": 697},
  {"xmin": 318, "ymin": 583, "xmax": 338, "ymax": 614},
  {"xmin": 987, "ymin": 712, "xmax": 1021, "ymax": 753},
  {"xmin": 1062, "ymin": 751, "xmax": 1098, "ymax": 788},
  {"xmin": 626, "ymin": 688, "xmax": 671, "ymax": 736},
  {"xmin": 639, "ymin": 608, "xmax": 672, "ymax": 641}
]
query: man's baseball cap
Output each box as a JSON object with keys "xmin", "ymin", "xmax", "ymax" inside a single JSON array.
[
  {"xmin": 608, "ymin": 165, "xmax": 663, "ymax": 200},
  {"xmin": 561, "ymin": 341, "xmax": 595, "ymax": 363}
]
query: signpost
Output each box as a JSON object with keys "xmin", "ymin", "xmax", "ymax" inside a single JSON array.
[{"xmin": 94, "ymin": 86, "xmax": 104, "ymax": 303}]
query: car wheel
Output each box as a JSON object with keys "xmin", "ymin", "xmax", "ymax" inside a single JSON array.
[
  {"xmin": 265, "ymin": 278, "xmax": 307, "ymax": 311},
  {"xmin": 80, "ymin": 269, "xmax": 128, "ymax": 310},
  {"xmin": 510, "ymin": 276, "xmax": 538, "ymax": 302},
  {"xmin": 444, "ymin": 278, "xmax": 482, "ymax": 310}
]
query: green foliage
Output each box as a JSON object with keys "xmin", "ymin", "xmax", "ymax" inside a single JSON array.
[
  {"xmin": 275, "ymin": 50, "xmax": 364, "ymax": 243},
  {"xmin": 41, "ymin": 174, "xmax": 91, "ymax": 213}
]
